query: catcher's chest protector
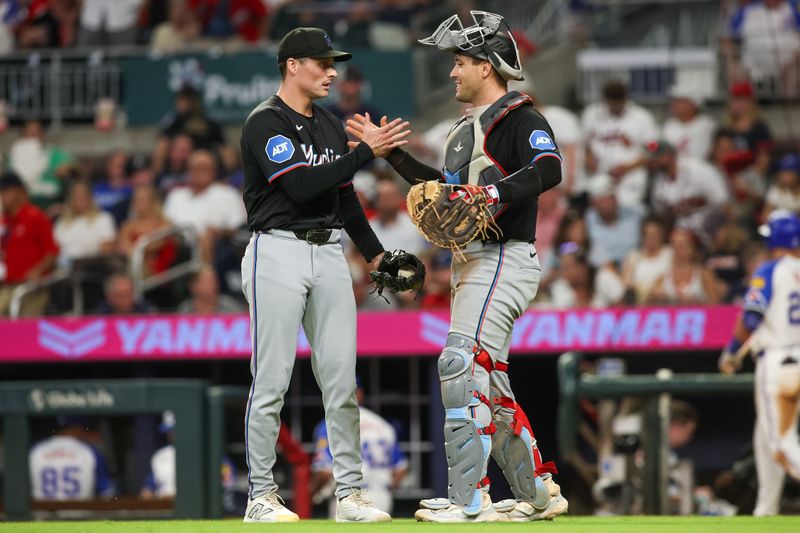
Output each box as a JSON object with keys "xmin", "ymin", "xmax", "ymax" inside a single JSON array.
[{"xmin": 443, "ymin": 91, "xmax": 532, "ymax": 191}]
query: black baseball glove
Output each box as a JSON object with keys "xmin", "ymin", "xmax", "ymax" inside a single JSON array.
[{"xmin": 370, "ymin": 250, "xmax": 426, "ymax": 297}]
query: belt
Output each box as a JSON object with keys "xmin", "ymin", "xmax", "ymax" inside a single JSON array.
[{"xmin": 292, "ymin": 229, "xmax": 334, "ymax": 245}]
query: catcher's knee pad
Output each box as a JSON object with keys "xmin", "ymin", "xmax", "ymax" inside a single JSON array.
[
  {"xmin": 490, "ymin": 389, "xmax": 549, "ymax": 509},
  {"xmin": 438, "ymin": 333, "xmax": 492, "ymax": 514}
]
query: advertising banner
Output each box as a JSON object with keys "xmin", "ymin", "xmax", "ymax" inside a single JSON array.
[
  {"xmin": 123, "ymin": 50, "xmax": 415, "ymax": 126},
  {"xmin": 0, "ymin": 306, "xmax": 737, "ymax": 363}
]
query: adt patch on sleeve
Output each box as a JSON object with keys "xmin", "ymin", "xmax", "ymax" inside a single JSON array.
[
  {"xmin": 265, "ymin": 135, "xmax": 295, "ymax": 163},
  {"xmin": 529, "ymin": 129, "xmax": 556, "ymax": 150}
]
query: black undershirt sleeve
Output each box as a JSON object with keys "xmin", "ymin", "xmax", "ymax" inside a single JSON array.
[
  {"xmin": 490, "ymin": 156, "xmax": 562, "ymax": 203},
  {"xmin": 385, "ymin": 148, "xmax": 442, "ymax": 185},
  {"xmin": 244, "ymin": 109, "xmax": 376, "ymax": 205},
  {"xmin": 493, "ymin": 165, "xmax": 541, "ymax": 203},
  {"xmin": 537, "ymin": 156, "xmax": 564, "ymax": 193},
  {"xmin": 385, "ymin": 110, "xmax": 562, "ymax": 203},
  {"xmin": 338, "ymin": 184, "xmax": 384, "ymax": 262},
  {"xmin": 276, "ymin": 143, "xmax": 375, "ymax": 204}
]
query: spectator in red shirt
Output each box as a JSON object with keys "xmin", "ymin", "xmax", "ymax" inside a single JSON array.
[
  {"xmin": 419, "ymin": 249, "xmax": 452, "ymax": 310},
  {"xmin": 0, "ymin": 172, "xmax": 59, "ymax": 316},
  {"xmin": 16, "ymin": 0, "xmax": 80, "ymax": 49}
]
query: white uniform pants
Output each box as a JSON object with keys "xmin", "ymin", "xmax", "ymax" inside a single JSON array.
[{"xmin": 753, "ymin": 349, "xmax": 800, "ymax": 516}]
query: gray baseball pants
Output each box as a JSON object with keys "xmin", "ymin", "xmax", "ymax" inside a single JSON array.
[{"xmin": 241, "ymin": 229, "xmax": 363, "ymax": 500}]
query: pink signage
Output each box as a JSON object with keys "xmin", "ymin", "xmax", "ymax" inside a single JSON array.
[{"xmin": 0, "ymin": 306, "xmax": 739, "ymax": 363}]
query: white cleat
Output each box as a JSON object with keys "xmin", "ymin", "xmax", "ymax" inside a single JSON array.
[
  {"xmin": 493, "ymin": 499, "xmax": 547, "ymax": 520},
  {"xmin": 542, "ymin": 476, "xmax": 569, "ymax": 519},
  {"xmin": 493, "ymin": 476, "xmax": 569, "ymax": 521},
  {"xmin": 415, "ymin": 493, "xmax": 503, "ymax": 523},
  {"xmin": 243, "ymin": 488, "xmax": 300, "ymax": 523},
  {"xmin": 494, "ymin": 494, "xmax": 568, "ymax": 521},
  {"xmin": 336, "ymin": 489, "xmax": 392, "ymax": 523}
]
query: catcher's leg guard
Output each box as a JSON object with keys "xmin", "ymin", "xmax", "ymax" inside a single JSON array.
[
  {"xmin": 490, "ymin": 388, "xmax": 551, "ymax": 509},
  {"xmin": 438, "ymin": 333, "xmax": 494, "ymax": 515}
]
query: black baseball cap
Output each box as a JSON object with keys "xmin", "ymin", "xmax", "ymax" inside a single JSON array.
[
  {"xmin": 277, "ymin": 27, "xmax": 352, "ymax": 63},
  {"xmin": 0, "ymin": 171, "xmax": 25, "ymax": 191}
]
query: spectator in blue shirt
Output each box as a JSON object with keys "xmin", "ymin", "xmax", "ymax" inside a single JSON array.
[{"xmin": 585, "ymin": 173, "xmax": 643, "ymax": 269}]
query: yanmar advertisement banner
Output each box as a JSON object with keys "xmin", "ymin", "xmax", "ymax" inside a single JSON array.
[{"xmin": 0, "ymin": 306, "xmax": 737, "ymax": 363}]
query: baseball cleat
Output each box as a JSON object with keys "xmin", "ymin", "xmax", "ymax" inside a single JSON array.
[
  {"xmin": 544, "ymin": 475, "xmax": 562, "ymax": 497},
  {"xmin": 415, "ymin": 493, "xmax": 504, "ymax": 522},
  {"xmin": 243, "ymin": 488, "xmax": 300, "ymax": 522},
  {"xmin": 543, "ymin": 476, "xmax": 569, "ymax": 518},
  {"xmin": 493, "ymin": 498, "xmax": 546, "ymax": 520},
  {"xmin": 494, "ymin": 493, "xmax": 568, "ymax": 521},
  {"xmin": 335, "ymin": 489, "xmax": 392, "ymax": 522},
  {"xmin": 493, "ymin": 476, "xmax": 569, "ymax": 521}
]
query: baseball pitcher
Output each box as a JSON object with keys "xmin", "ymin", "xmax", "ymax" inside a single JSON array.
[{"xmin": 239, "ymin": 27, "xmax": 418, "ymax": 523}]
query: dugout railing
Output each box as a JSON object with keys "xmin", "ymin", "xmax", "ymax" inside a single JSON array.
[
  {"xmin": 557, "ymin": 352, "xmax": 754, "ymax": 514},
  {"xmin": 9, "ymin": 269, "xmax": 84, "ymax": 318},
  {"xmin": 129, "ymin": 224, "xmax": 202, "ymax": 300}
]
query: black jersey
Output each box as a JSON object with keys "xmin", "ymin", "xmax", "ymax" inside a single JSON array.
[
  {"xmin": 241, "ymin": 95, "xmax": 383, "ymax": 260},
  {"xmin": 479, "ymin": 98, "xmax": 562, "ymax": 242},
  {"xmin": 386, "ymin": 92, "xmax": 562, "ymax": 245},
  {"xmin": 242, "ymin": 95, "xmax": 368, "ymax": 231}
]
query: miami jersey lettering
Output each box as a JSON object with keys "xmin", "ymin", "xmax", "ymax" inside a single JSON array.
[{"xmin": 264, "ymin": 136, "xmax": 342, "ymax": 182}]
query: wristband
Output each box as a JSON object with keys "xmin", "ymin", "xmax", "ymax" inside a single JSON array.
[
  {"xmin": 484, "ymin": 184, "xmax": 500, "ymax": 206},
  {"xmin": 725, "ymin": 338, "xmax": 743, "ymax": 355}
]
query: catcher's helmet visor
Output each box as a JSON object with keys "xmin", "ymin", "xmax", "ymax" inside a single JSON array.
[{"xmin": 419, "ymin": 10, "xmax": 524, "ymax": 81}]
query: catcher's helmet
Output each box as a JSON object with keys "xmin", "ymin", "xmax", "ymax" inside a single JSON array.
[
  {"xmin": 419, "ymin": 11, "xmax": 524, "ymax": 81},
  {"xmin": 759, "ymin": 210, "xmax": 800, "ymax": 249}
]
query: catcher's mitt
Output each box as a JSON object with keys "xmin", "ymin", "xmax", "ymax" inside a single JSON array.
[
  {"xmin": 406, "ymin": 181, "xmax": 502, "ymax": 258},
  {"xmin": 370, "ymin": 250, "xmax": 426, "ymax": 297}
]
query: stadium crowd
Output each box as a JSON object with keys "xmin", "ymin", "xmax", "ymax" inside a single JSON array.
[
  {"xmin": 0, "ymin": 0, "xmax": 799, "ymax": 317},
  {"xmin": 0, "ymin": 0, "xmax": 453, "ymax": 55}
]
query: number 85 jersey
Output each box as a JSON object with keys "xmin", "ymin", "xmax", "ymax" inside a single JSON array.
[
  {"xmin": 744, "ymin": 256, "xmax": 800, "ymax": 350},
  {"xmin": 30, "ymin": 435, "xmax": 112, "ymax": 500}
]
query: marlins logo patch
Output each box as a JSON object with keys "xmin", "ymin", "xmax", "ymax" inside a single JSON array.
[
  {"xmin": 266, "ymin": 135, "xmax": 294, "ymax": 163},
  {"xmin": 529, "ymin": 130, "xmax": 556, "ymax": 150}
]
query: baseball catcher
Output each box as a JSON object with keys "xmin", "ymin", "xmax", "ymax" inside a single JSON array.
[{"xmin": 345, "ymin": 9, "xmax": 567, "ymax": 523}]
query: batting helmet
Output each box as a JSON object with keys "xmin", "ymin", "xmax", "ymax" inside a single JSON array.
[
  {"xmin": 759, "ymin": 210, "xmax": 800, "ymax": 249},
  {"xmin": 419, "ymin": 11, "xmax": 524, "ymax": 81}
]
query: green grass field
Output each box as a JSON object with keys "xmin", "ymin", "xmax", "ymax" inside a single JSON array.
[{"xmin": 2, "ymin": 517, "xmax": 800, "ymax": 533}]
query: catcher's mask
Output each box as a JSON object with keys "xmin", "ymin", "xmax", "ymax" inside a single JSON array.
[{"xmin": 418, "ymin": 10, "xmax": 524, "ymax": 82}]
